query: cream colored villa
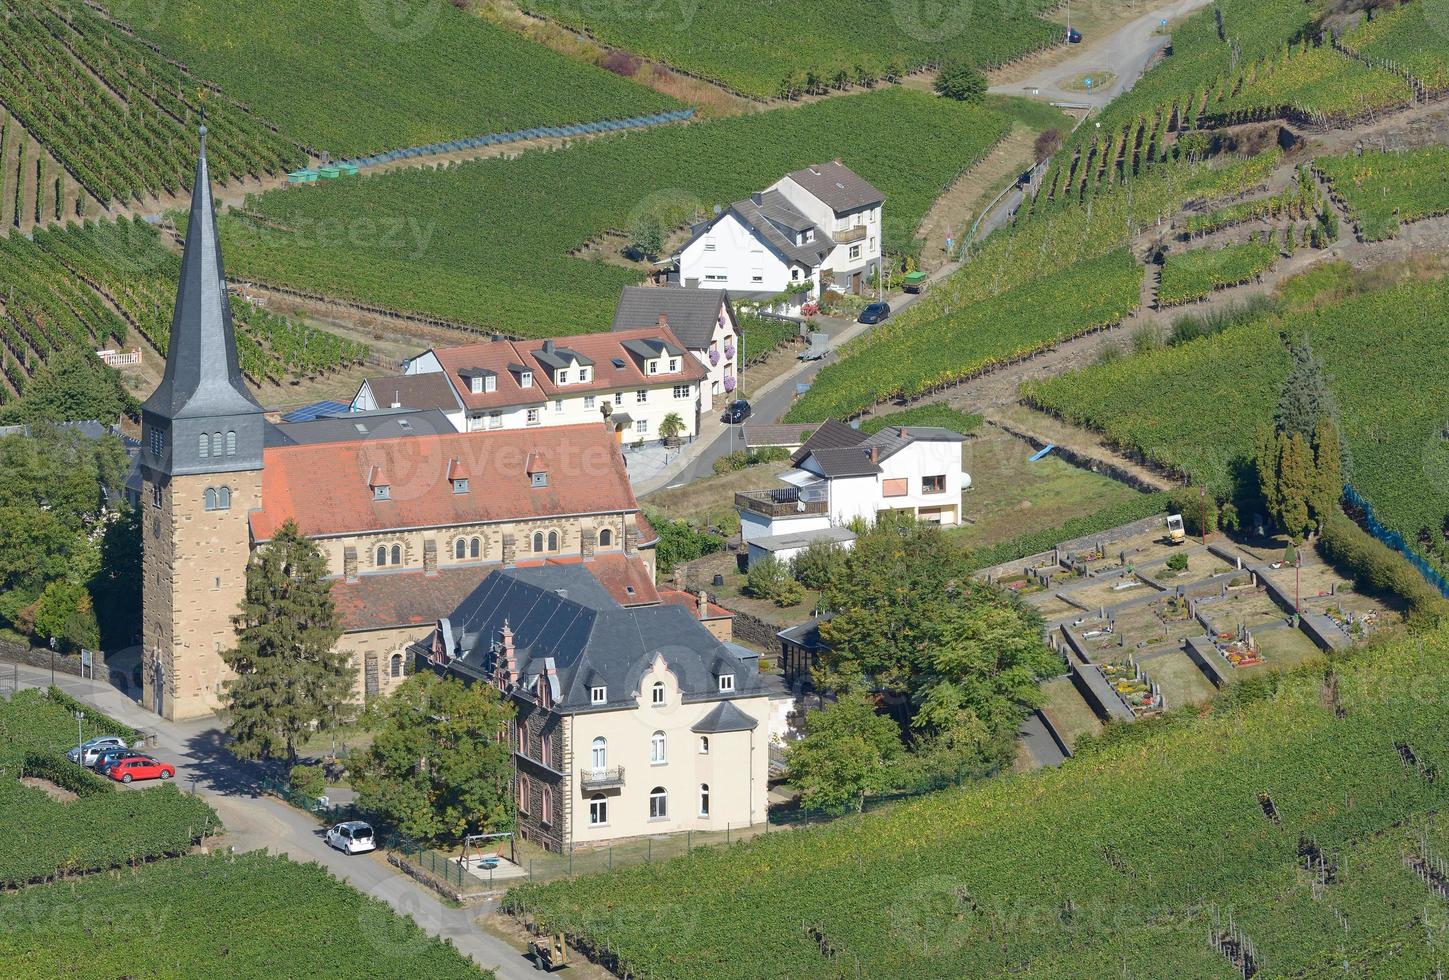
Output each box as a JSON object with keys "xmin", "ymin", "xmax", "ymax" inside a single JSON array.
[{"xmin": 424, "ymin": 561, "xmax": 781, "ymax": 851}]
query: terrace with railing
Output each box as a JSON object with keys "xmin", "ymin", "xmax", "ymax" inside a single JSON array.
[
  {"xmin": 579, "ymin": 766, "xmax": 626, "ymax": 791},
  {"xmin": 735, "ymin": 487, "xmax": 828, "ymax": 519}
]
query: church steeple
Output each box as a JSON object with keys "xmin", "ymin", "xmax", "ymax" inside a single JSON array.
[{"xmin": 140, "ymin": 124, "xmax": 264, "ymax": 477}]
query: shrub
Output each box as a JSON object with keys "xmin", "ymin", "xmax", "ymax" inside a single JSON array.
[
  {"xmin": 289, "ymin": 764, "xmax": 327, "ymax": 798},
  {"xmin": 601, "ymin": 50, "xmax": 642, "ymax": 78},
  {"xmin": 933, "ymin": 59, "xmax": 988, "ymax": 103},
  {"xmin": 747, "ymin": 556, "xmax": 800, "ymax": 605},
  {"xmin": 790, "ymin": 540, "xmax": 847, "ymax": 591},
  {"xmin": 1166, "ymin": 553, "xmax": 1189, "ymax": 572},
  {"xmin": 1318, "ymin": 513, "xmax": 1449, "ymax": 623},
  {"xmin": 646, "ymin": 511, "xmax": 725, "ymax": 574}
]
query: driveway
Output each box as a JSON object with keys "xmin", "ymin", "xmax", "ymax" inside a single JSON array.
[
  {"xmin": 989, "ymin": 0, "xmax": 1216, "ymax": 108},
  {"xmin": 6, "ymin": 663, "xmax": 543, "ymax": 980}
]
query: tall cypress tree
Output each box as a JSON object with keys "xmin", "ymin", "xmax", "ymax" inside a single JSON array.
[
  {"xmin": 1275, "ymin": 336, "xmax": 1338, "ymax": 439},
  {"xmin": 222, "ymin": 520, "xmax": 353, "ymax": 763},
  {"xmin": 1309, "ymin": 416, "xmax": 1343, "ymax": 531},
  {"xmin": 1275, "ymin": 432, "xmax": 1314, "ymax": 542}
]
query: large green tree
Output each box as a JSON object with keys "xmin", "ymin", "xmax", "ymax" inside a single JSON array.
[
  {"xmin": 817, "ymin": 515, "xmax": 1055, "ymax": 755},
  {"xmin": 933, "ymin": 59, "xmax": 988, "ymax": 104},
  {"xmin": 0, "ymin": 348, "xmax": 135, "ymax": 425},
  {"xmin": 221, "ymin": 520, "xmax": 352, "ymax": 764},
  {"xmin": 786, "ymin": 691, "xmax": 902, "ymax": 813},
  {"xmin": 353, "ymin": 673, "xmax": 515, "ymax": 844},
  {"xmin": 1274, "ymin": 337, "xmax": 1337, "ymax": 440}
]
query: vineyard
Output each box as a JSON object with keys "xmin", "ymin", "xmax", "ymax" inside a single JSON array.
[
  {"xmin": 0, "ymin": 852, "xmax": 490, "ymax": 978},
  {"xmin": 516, "ymin": 0, "xmax": 1068, "ymax": 100},
  {"xmin": 0, "ymin": 0, "xmax": 302, "ymax": 208},
  {"xmin": 1315, "ymin": 146, "xmax": 1449, "ymax": 241},
  {"xmin": 218, "ymin": 89, "xmax": 1012, "ymax": 337},
  {"xmin": 1205, "ymin": 42, "xmax": 1413, "ymax": 128},
  {"xmin": 133, "ymin": 0, "xmax": 677, "ymax": 159},
  {"xmin": 1157, "ymin": 240, "xmax": 1278, "ymax": 307},
  {"xmin": 1181, "ymin": 169, "xmax": 1322, "ymax": 237},
  {"xmin": 507, "ymin": 624, "xmax": 1449, "ymax": 977},
  {"xmin": 1022, "ymin": 275, "xmax": 1449, "ymax": 574},
  {"xmin": 1341, "ymin": 0, "xmax": 1449, "ymax": 96},
  {"xmin": 0, "ymin": 216, "xmax": 367, "ymax": 408},
  {"xmin": 787, "ymin": 152, "xmax": 1280, "ymax": 422}
]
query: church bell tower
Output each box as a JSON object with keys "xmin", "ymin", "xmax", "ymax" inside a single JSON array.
[{"xmin": 140, "ymin": 125, "xmax": 266, "ymax": 720}]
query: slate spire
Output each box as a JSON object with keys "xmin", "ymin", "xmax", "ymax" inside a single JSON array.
[{"xmin": 141, "ymin": 123, "xmax": 262, "ymax": 421}]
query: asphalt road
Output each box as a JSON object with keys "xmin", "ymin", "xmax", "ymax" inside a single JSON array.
[{"xmin": 7, "ymin": 664, "xmax": 542, "ymax": 980}]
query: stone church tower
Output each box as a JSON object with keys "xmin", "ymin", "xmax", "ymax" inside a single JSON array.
[{"xmin": 140, "ymin": 127, "xmax": 265, "ymax": 721}]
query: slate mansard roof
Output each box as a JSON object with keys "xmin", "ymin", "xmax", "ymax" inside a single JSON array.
[
  {"xmin": 436, "ymin": 564, "xmax": 765, "ymax": 714},
  {"xmin": 610, "ymin": 286, "xmax": 734, "ymax": 350}
]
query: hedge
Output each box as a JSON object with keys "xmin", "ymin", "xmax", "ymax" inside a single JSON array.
[{"xmin": 1318, "ymin": 512, "xmax": 1449, "ymax": 624}]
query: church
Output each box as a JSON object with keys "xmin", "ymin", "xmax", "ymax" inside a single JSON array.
[{"xmin": 137, "ymin": 131, "xmax": 656, "ymax": 721}]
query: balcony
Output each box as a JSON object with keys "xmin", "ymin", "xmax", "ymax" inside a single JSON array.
[
  {"xmin": 579, "ymin": 766, "xmax": 625, "ymax": 790},
  {"xmin": 736, "ymin": 487, "xmax": 828, "ymax": 519},
  {"xmin": 834, "ymin": 225, "xmax": 867, "ymax": 244}
]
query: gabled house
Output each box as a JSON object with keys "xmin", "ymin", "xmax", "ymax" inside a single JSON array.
[
  {"xmin": 735, "ymin": 420, "xmax": 969, "ymax": 564},
  {"xmin": 674, "ymin": 161, "xmax": 884, "ymax": 307},
  {"xmin": 359, "ymin": 325, "xmax": 707, "ymax": 443},
  {"xmin": 350, "ymin": 372, "xmax": 465, "ymax": 429},
  {"xmin": 611, "ymin": 286, "xmax": 741, "ymax": 411},
  {"xmin": 422, "ymin": 561, "xmax": 783, "ymax": 851}
]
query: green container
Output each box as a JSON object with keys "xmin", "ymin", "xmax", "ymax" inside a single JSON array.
[
  {"xmin": 902, "ymin": 270, "xmax": 928, "ymax": 293},
  {"xmin": 336, "ymin": 163, "xmax": 359, "ymax": 177},
  {"xmin": 287, "ymin": 169, "xmax": 318, "ymax": 184},
  {"xmin": 317, "ymin": 166, "xmax": 341, "ymax": 179}
]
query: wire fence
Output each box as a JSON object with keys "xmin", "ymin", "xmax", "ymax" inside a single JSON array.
[
  {"xmin": 338, "ymin": 109, "xmax": 697, "ymax": 170},
  {"xmin": 1345, "ymin": 484, "xmax": 1449, "ymax": 597}
]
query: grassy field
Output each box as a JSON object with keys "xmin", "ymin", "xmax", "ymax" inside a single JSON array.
[
  {"xmin": 516, "ymin": 0, "xmax": 1069, "ymax": 99},
  {"xmin": 220, "ymin": 89, "xmax": 1012, "ymax": 337},
  {"xmin": 0, "ymin": 853, "xmax": 489, "ymax": 978},
  {"xmin": 1023, "ymin": 275, "xmax": 1449, "ymax": 575},
  {"xmin": 505, "ymin": 622, "xmax": 1449, "ymax": 977},
  {"xmin": 131, "ymin": 0, "xmax": 677, "ymax": 157},
  {"xmin": 951, "ymin": 426, "xmax": 1148, "ymax": 551}
]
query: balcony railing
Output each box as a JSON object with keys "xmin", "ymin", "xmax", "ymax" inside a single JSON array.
[
  {"xmin": 579, "ymin": 766, "xmax": 625, "ymax": 790},
  {"xmin": 834, "ymin": 225, "xmax": 867, "ymax": 244},
  {"xmin": 736, "ymin": 487, "xmax": 828, "ymax": 519}
]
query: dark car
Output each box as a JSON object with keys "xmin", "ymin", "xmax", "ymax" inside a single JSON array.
[
  {"xmin": 721, "ymin": 399, "xmax": 752, "ymax": 425},
  {"xmin": 858, "ymin": 302, "xmax": 891, "ymax": 325},
  {"xmin": 1067, "ymin": 28, "xmax": 1083, "ymax": 43}
]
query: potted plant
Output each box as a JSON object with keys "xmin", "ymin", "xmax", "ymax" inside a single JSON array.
[{"xmin": 659, "ymin": 412, "xmax": 686, "ymax": 447}]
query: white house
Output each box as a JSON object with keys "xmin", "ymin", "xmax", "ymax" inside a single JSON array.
[
  {"xmin": 353, "ymin": 326, "xmax": 706, "ymax": 444},
  {"xmin": 674, "ymin": 161, "xmax": 885, "ymax": 308},
  {"xmin": 735, "ymin": 420, "xmax": 969, "ymax": 565},
  {"xmin": 611, "ymin": 286, "xmax": 740, "ymax": 412}
]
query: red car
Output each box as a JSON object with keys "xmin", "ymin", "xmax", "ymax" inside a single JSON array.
[{"xmin": 108, "ymin": 756, "xmax": 176, "ymax": 783}]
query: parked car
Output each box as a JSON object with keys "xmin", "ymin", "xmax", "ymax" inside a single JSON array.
[
  {"xmin": 67, "ymin": 735, "xmax": 129, "ymax": 766},
  {"xmin": 1067, "ymin": 27, "xmax": 1083, "ymax": 43},
  {"xmin": 108, "ymin": 756, "xmax": 175, "ymax": 783},
  {"xmin": 857, "ymin": 302, "xmax": 891, "ymax": 325},
  {"xmin": 326, "ymin": 821, "xmax": 377, "ymax": 855},
  {"xmin": 721, "ymin": 399, "xmax": 752, "ymax": 424},
  {"xmin": 93, "ymin": 745, "xmax": 139, "ymax": 773}
]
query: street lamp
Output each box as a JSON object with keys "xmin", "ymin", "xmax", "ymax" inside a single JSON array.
[
  {"xmin": 1199, "ymin": 486, "xmax": 1208, "ymax": 546},
  {"xmin": 75, "ymin": 710, "xmax": 85, "ymax": 761},
  {"xmin": 49, "ymin": 636, "xmax": 57, "ymax": 687}
]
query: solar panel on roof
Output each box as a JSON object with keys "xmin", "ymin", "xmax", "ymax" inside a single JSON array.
[{"xmin": 281, "ymin": 400, "xmax": 350, "ymax": 422}]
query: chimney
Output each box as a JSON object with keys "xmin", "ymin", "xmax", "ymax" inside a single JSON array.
[
  {"xmin": 656, "ymin": 313, "xmax": 669, "ymax": 328},
  {"xmin": 869, "ymin": 446, "xmax": 879, "ymax": 464},
  {"xmin": 543, "ymin": 339, "xmax": 555, "ymax": 354},
  {"xmin": 697, "ymin": 590, "xmax": 708, "ymax": 620},
  {"xmin": 390, "ymin": 389, "xmax": 401, "ymax": 409},
  {"xmin": 750, "ymin": 191, "xmax": 763, "ymax": 206},
  {"xmin": 900, "ymin": 426, "xmax": 908, "ymax": 437}
]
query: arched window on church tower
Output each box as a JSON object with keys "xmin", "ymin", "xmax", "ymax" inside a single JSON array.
[
  {"xmin": 533, "ymin": 532, "xmax": 544, "ymax": 552},
  {"xmin": 454, "ymin": 538, "xmax": 466, "ymax": 560},
  {"xmin": 218, "ymin": 486, "xmax": 231, "ymax": 510},
  {"xmin": 376, "ymin": 545, "xmax": 387, "ymax": 566},
  {"xmin": 225, "ymin": 431, "xmax": 237, "ymax": 456},
  {"xmin": 547, "ymin": 530, "xmax": 559, "ymax": 551},
  {"xmin": 203, "ymin": 487, "xmax": 217, "ymax": 511},
  {"xmin": 390, "ymin": 544, "xmax": 401, "ymax": 565},
  {"xmin": 470, "ymin": 537, "xmax": 481, "ymax": 559},
  {"xmin": 199, "ymin": 433, "xmax": 210, "ymax": 459}
]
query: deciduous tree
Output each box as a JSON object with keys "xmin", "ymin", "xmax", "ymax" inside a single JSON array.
[
  {"xmin": 786, "ymin": 691, "xmax": 902, "ymax": 813},
  {"xmin": 353, "ymin": 673, "xmax": 514, "ymax": 843}
]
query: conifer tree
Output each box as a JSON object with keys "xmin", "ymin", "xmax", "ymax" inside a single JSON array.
[
  {"xmin": 222, "ymin": 519, "xmax": 353, "ymax": 763},
  {"xmin": 1275, "ymin": 337, "xmax": 1337, "ymax": 439},
  {"xmin": 1308, "ymin": 415, "xmax": 1343, "ymax": 531},
  {"xmin": 1275, "ymin": 432, "xmax": 1315, "ymax": 541}
]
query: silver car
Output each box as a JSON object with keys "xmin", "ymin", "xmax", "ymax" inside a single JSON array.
[
  {"xmin": 325, "ymin": 821, "xmax": 376, "ymax": 855},
  {"xmin": 67, "ymin": 735, "xmax": 129, "ymax": 766}
]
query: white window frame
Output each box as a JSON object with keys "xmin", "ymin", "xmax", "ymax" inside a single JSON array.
[
  {"xmin": 589, "ymin": 794, "xmax": 608, "ymax": 826},
  {"xmin": 699, "ymin": 784, "xmax": 710, "ymax": 818},
  {"xmin": 553, "ymin": 398, "xmax": 563, "ymax": 412},
  {"xmin": 590, "ymin": 686, "xmax": 607, "ymax": 705},
  {"xmin": 849, "ymin": 244, "xmax": 862, "ymax": 261},
  {"xmin": 673, "ymin": 385, "xmax": 690, "ymax": 399},
  {"xmin": 648, "ymin": 787, "xmax": 668, "ymax": 820},
  {"xmin": 699, "ymin": 736, "xmax": 709, "ymax": 755},
  {"xmin": 591, "ymin": 737, "xmax": 607, "ymax": 770},
  {"xmin": 651, "ymin": 681, "xmax": 665, "ymax": 706},
  {"xmin": 487, "ymin": 411, "xmax": 502, "ymax": 429},
  {"xmin": 668, "ymin": 357, "xmax": 680, "ymax": 372},
  {"xmin": 526, "ymin": 408, "xmax": 540, "ymax": 425},
  {"xmin": 470, "ymin": 376, "xmax": 483, "ymax": 394},
  {"xmin": 520, "ymin": 371, "xmax": 533, "ymax": 388},
  {"xmin": 584, "ymin": 395, "xmax": 596, "ymax": 410},
  {"xmin": 718, "ymin": 673, "xmax": 735, "ymax": 692},
  {"xmin": 635, "ymin": 389, "xmax": 648, "ymax": 404},
  {"xmin": 635, "ymin": 419, "xmax": 648, "ymax": 435},
  {"xmin": 650, "ymin": 731, "xmax": 666, "ymax": 765}
]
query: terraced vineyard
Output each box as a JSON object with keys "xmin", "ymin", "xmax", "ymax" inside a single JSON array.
[
  {"xmin": 1182, "ymin": 171, "xmax": 1321, "ymax": 236},
  {"xmin": 1023, "ymin": 276, "xmax": 1449, "ymax": 573},
  {"xmin": 1205, "ymin": 43, "xmax": 1413, "ymax": 127},
  {"xmin": 0, "ymin": 852, "xmax": 489, "ymax": 978},
  {"xmin": 787, "ymin": 152, "xmax": 1279, "ymax": 422},
  {"xmin": 132, "ymin": 0, "xmax": 678, "ymax": 159},
  {"xmin": 1316, "ymin": 146, "xmax": 1449, "ymax": 241},
  {"xmin": 0, "ymin": 217, "xmax": 367, "ymax": 407},
  {"xmin": 507, "ymin": 624, "xmax": 1449, "ymax": 977},
  {"xmin": 0, "ymin": 0, "xmax": 302, "ymax": 207},
  {"xmin": 1157, "ymin": 240, "xmax": 1278, "ymax": 306},
  {"xmin": 518, "ymin": 0, "xmax": 1067, "ymax": 100},
  {"xmin": 219, "ymin": 90, "xmax": 1012, "ymax": 337},
  {"xmin": 1341, "ymin": 0, "xmax": 1449, "ymax": 96}
]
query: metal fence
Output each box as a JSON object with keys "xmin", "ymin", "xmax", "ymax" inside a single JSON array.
[
  {"xmin": 339, "ymin": 109, "xmax": 697, "ymax": 170},
  {"xmin": 1345, "ymin": 484, "xmax": 1449, "ymax": 597}
]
